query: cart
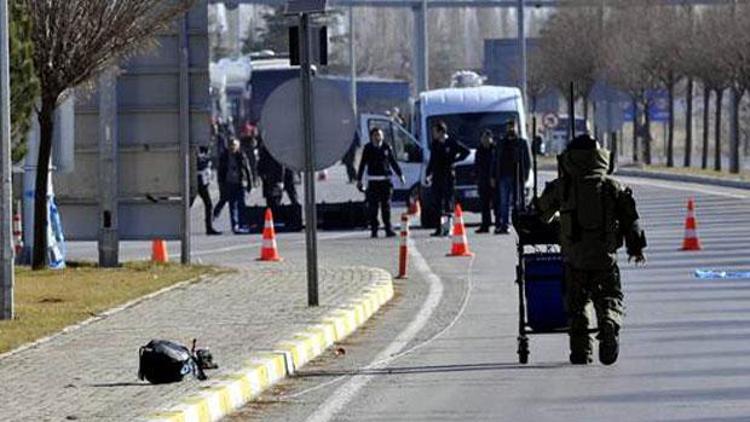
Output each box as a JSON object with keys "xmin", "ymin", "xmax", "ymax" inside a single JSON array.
[{"xmin": 513, "ymin": 211, "xmax": 568, "ymax": 364}]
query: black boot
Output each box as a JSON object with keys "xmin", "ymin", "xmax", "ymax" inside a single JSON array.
[
  {"xmin": 598, "ymin": 321, "xmax": 620, "ymax": 366},
  {"xmin": 569, "ymin": 353, "xmax": 593, "ymax": 365}
]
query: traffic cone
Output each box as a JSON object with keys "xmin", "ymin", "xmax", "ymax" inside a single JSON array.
[
  {"xmin": 396, "ymin": 214, "xmax": 409, "ymax": 279},
  {"xmin": 448, "ymin": 204, "xmax": 474, "ymax": 257},
  {"xmin": 151, "ymin": 239, "xmax": 169, "ymax": 263},
  {"xmin": 258, "ymin": 208, "xmax": 283, "ymax": 262},
  {"xmin": 681, "ymin": 197, "xmax": 702, "ymax": 251},
  {"xmin": 12, "ymin": 205, "xmax": 22, "ymax": 258}
]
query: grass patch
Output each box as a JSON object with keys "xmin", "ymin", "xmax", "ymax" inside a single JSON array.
[
  {"xmin": 638, "ymin": 165, "xmax": 750, "ymax": 182},
  {"xmin": 0, "ymin": 262, "xmax": 222, "ymax": 354}
]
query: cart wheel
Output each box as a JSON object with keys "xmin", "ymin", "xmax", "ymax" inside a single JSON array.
[{"xmin": 517, "ymin": 336, "xmax": 529, "ymax": 365}]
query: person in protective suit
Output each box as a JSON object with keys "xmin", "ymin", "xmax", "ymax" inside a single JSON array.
[
  {"xmin": 425, "ymin": 121, "xmax": 470, "ymax": 236},
  {"xmin": 535, "ymin": 134, "xmax": 647, "ymax": 366},
  {"xmin": 357, "ymin": 127, "xmax": 405, "ymax": 238}
]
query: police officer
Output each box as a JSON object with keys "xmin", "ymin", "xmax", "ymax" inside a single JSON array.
[
  {"xmin": 535, "ymin": 134, "xmax": 647, "ymax": 365},
  {"xmin": 194, "ymin": 147, "xmax": 221, "ymax": 235},
  {"xmin": 494, "ymin": 119, "xmax": 531, "ymax": 234},
  {"xmin": 257, "ymin": 136, "xmax": 285, "ymax": 217},
  {"xmin": 475, "ymin": 129, "xmax": 496, "ymax": 233},
  {"xmin": 217, "ymin": 138, "xmax": 252, "ymax": 234},
  {"xmin": 425, "ymin": 121, "xmax": 470, "ymax": 237},
  {"xmin": 356, "ymin": 127, "xmax": 405, "ymax": 238}
]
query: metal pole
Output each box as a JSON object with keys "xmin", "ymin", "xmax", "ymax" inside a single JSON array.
[
  {"xmin": 98, "ymin": 69, "xmax": 119, "ymax": 267},
  {"xmin": 300, "ymin": 13, "xmax": 319, "ymax": 307},
  {"xmin": 412, "ymin": 0, "xmax": 428, "ymax": 93},
  {"xmin": 0, "ymin": 0, "xmax": 13, "ymax": 320},
  {"xmin": 349, "ymin": 6, "xmax": 357, "ymax": 117},
  {"xmin": 179, "ymin": 13, "xmax": 192, "ymax": 264},
  {"xmin": 517, "ymin": 0, "xmax": 527, "ymax": 106}
]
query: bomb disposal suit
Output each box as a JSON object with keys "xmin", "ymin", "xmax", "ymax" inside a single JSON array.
[{"xmin": 535, "ymin": 135, "xmax": 646, "ymax": 365}]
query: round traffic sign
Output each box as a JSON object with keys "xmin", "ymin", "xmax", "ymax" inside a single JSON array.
[
  {"xmin": 260, "ymin": 78, "xmax": 355, "ymax": 172},
  {"xmin": 543, "ymin": 113, "xmax": 559, "ymax": 129}
]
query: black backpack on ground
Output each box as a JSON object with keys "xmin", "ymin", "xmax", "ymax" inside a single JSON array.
[{"xmin": 138, "ymin": 339, "xmax": 217, "ymax": 384}]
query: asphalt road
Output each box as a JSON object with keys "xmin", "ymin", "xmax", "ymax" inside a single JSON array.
[
  {"xmin": 64, "ymin": 166, "xmax": 750, "ymax": 421},
  {"xmin": 231, "ymin": 173, "xmax": 750, "ymax": 422}
]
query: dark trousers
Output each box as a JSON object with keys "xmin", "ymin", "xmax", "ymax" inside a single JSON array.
[
  {"xmin": 366, "ymin": 180, "xmax": 393, "ymax": 233},
  {"xmin": 496, "ymin": 176, "xmax": 515, "ymax": 229},
  {"xmin": 284, "ymin": 171, "xmax": 299, "ymax": 205},
  {"xmin": 226, "ymin": 183, "xmax": 245, "ymax": 231},
  {"xmin": 213, "ymin": 186, "xmax": 226, "ymax": 218},
  {"xmin": 478, "ymin": 182, "xmax": 495, "ymax": 229},
  {"xmin": 432, "ymin": 179, "xmax": 455, "ymax": 215},
  {"xmin": 565, "ymin": 264, "xmax": 624, "ymax": 356},
  {"xmin": 196, "ymin": 184, "xmax": 214, "ymax": 233}
]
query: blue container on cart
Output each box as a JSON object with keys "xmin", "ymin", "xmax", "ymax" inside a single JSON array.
[{"xmin": 523, "ymin": 253, "xmax": 568, "ymax": 331}]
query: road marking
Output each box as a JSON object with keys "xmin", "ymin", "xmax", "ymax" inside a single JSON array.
[
  {"xmin": 183, "ymin": 232, "xmax": 364, "ymax": 258},
  {"xmin": 621, "ymin": 177, "xmax": 749, "ymax": 200},
  {"xmin": 305, "ymin": 239, "xmax": 446, "ymax": 422}
]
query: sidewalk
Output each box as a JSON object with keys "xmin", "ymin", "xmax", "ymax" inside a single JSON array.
[{"xmin": 0, "ymin": 265, "xmax": 392, "ymax": 421}]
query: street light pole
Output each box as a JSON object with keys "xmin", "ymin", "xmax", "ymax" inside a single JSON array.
[
  {"xmin": 517, "ymin": 0, "xmax": 527, "ymax": 107},
  {"xmin": 0, "ymin": 0, "xmax": 14, "ymax": 320}
]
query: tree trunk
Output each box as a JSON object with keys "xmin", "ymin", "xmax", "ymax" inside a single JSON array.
[
  {"xmin": 702, "ymin": 85, "xmax": 710, "ymax": 169},
  {"xmin": 684, "ymin": 78, "xmax": 693, "ymax": 167},
  {"xmin": 729, "ymin": 88, "xmax": 743, "ymax": 174},
  {"xmin": 632, "ymin": 98, "xmax": 639, "ymax": 162},
  {"xmin": 643, "ymin": 99, "xmax": 652, "ymax": 165},
  {"xmin": 32, "ymin": 98, "xmax": 55, "ymax": 270},
  {"xmin": 667, "ymin": 81, "xmax": 675, "ymax": 167},
  {"xmin": 714, "ymin": 88, "xmax": 723, "ymax": 171}
]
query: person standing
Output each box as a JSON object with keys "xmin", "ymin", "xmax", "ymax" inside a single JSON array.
[
  {"xmin": 194, "ymin": 147, "xmax": 221, "ymax": 235},
  {"xmin": 356, "ymin": 127, "xmax": 405, "ymax": 238},
  {"xmin": 257, "ymin": 137, "xmax": 285, "ymax": 217},
  {"xmin": 493, "ymin": 120, "xmax": 531, "ymax": 234},
  {"xmin": 475, "ymin": 129, "xmax": 497, "ymax": 233},
  {"xmin": 217, "ymin": 138, "xmax": 252, "ymax": 234},
  {"xmin": 535, "ymin": 134, "xmax": 647, "ymax": 365},
  {"xmin": 425, "ymin": 121, "xmax": 470, "ymax": 237}
]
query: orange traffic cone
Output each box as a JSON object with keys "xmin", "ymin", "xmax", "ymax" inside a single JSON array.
[
  {"xmin": 396, "ymin": 213, "xmax": 410, "ymax": 279},
  {"xmin": 681, "ymin": 198, "xmax": 702, "ymax": 251},
  {"xmin": 448, "ymin": 204, "xmax": 474, "ymax": 257},
  {"xmin": 258, "ymin": 208, "xmax": 283, "ymax": 262},
  {"xmin": 151, "ymin": 239, "xmax": 169, "ymax": 263}
]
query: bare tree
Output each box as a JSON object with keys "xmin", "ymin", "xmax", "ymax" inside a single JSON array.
[
  {"xmin": 25, "ymin": 0, "xmax": 196, "ymax": 270},
  {"xmin": 600, "ymin": 2, "xmax": 660, "ymax": 164},
  {"xmin": 537, "ymin": 4, "xmax": 602, "ymax": 123},
  {"xmin": 648, "ymin": 5, "xmax": 691, "ymax": 168},
  {"xmin": 693, "ymin": 7, "xmax": 734, "ymax": 171}
]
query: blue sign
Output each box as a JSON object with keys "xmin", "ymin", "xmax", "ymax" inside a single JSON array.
[{"xmin": 623, "ymin": 90, "xmax": 670, "ymax": 122}]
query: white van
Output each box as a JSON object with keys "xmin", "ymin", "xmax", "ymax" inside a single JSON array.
[{"xmin": 360, "ymin": 85, "xmax": 530, "ymax": 228}]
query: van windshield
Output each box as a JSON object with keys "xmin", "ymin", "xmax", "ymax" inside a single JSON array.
[{"xmin": 427, "ymin": 112, "xmax": 520, "ymax": 149}]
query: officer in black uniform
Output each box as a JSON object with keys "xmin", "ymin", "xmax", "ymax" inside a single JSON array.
[
  {"xmin": 356, "ymin": 127, "xmax": 405, "ymax": 238},
  {"xmin": 257, "ymin": 137, "xmax": 285, "ymax": 217},
  {"xmin": 425, "ymin": 120, "xmax": 470, "ymax": 236},
  {"xmin": 194, "ymin": 146, "xmax": 221, "ymax": 235},
  {"xmin": 475, "ymin": 129, "xmax": 497, "ymax": 233}
]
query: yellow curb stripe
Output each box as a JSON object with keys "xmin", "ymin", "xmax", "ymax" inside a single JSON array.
[{"xmin": 147, "ymin": 270, "xmax": 394, "ymax": 422}]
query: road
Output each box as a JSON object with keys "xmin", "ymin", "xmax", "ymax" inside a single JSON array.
[{"xmin": 66, "ymin": 166, "xmax": 750, "ymax": 421}]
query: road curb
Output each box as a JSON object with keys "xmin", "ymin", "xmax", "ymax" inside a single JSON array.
[
  {"xmin": 145, "ymin": 268, "xmax": 395, "ymax": 422},
  {"xmin": 615, "ymin": 168, "xmax": 750, "ymax": 190}
]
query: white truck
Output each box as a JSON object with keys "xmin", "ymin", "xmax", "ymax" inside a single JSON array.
[{"xmin": 360, "ymin": 85, "xmax": 531, "ymax": 228}]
